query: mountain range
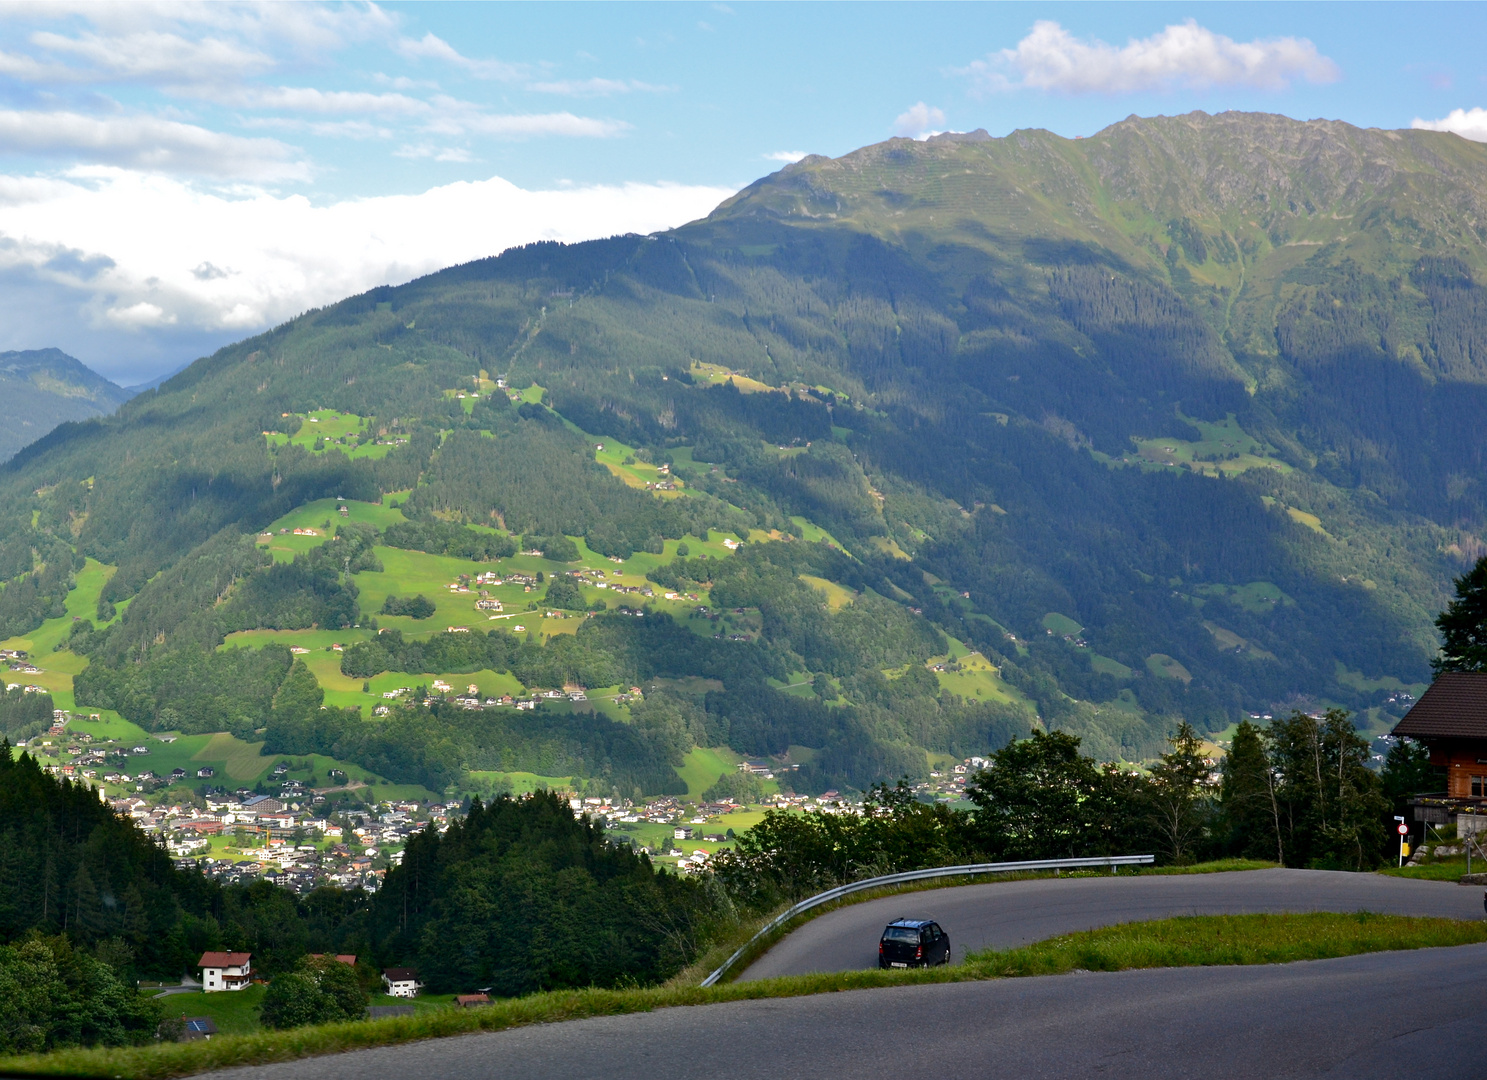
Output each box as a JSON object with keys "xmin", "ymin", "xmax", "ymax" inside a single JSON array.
[
  {"xmin": 3, "ymin": 110, "xmax": 1486, "ymax": 795},
  {"xmin": 0, "ymin": 349, "xmax": 129, "ymax": 462}
]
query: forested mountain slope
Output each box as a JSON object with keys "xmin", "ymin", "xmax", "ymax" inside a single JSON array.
[
  {"xmin": 4, "ymin": 111, "xmax": 1486, "ymax": 794},
  {"xmin": 0, "ymin": 349, "xmax": 129, "ymax": 461}
]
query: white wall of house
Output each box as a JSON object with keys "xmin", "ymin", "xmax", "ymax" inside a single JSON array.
[{"xmin": 202, "ymin": 963, "xmax": 250, "ymax": 991}]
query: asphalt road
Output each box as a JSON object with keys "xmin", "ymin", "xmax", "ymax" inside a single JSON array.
[
  {"xmin": 739, "ymin": 867, "xmax": 1485, "ymax": 980},
  {"xmin": 207, "ymin": 945, "xmax": 1487, "ymax": 1080}
]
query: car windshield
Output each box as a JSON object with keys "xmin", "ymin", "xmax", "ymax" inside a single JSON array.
[{"xmin": 882, "ymin": 926, "xmax": 920, "ymax": 943}]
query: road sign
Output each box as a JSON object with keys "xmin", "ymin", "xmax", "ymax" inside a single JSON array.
[{"xmin": 1397, "ymin": 823, "xmax": 1409, "ymax": 835}]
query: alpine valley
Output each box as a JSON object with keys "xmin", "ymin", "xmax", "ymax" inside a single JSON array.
[{"xmin": 7, "ymin": 109, "xmax": 1487, "ymax": 800}]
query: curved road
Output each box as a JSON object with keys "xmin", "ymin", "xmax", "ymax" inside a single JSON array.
[
  {"xmin": 740, "ymin": 867, "xmax": 1484, "ymax": 979},
  {"xmin": 205, "ymin": 871, "xmax": 1487, "ymax": 1080}
]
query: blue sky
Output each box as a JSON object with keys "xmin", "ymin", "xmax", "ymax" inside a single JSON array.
[{"xmin": 0, "ymin": 1, "xmax": 1483, "ymax": 383}]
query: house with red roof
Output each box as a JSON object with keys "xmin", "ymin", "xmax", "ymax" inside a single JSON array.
[{"xmin": 198, "ymin": 951, "xmax": 252, "ymax": 992}]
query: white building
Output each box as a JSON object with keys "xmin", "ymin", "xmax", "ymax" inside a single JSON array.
[
  {"xmin": 383, "ymin": 967, "xmax": 423, "ymax": 998},
  {"xmin": 198, "ymin": 951, "xmax": 252, "ymax": 992}
]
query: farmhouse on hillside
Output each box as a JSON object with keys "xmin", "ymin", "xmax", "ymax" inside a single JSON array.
[
  {"xmin": 383, "ymin": 967, "xmax": 423, "ymax": 998},
  {"xmin": 198, "ymin": 951, "xmax": 252, "ymax": 992}
]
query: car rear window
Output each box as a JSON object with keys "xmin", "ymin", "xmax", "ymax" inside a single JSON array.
[{"xmin": 882, "ymin": 926, "xmax": 920, "ymax": 943}]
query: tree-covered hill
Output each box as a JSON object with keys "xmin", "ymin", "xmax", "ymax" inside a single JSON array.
[
  {"xmin": 3, "ymin": 110, "xmax": 1486, "ymax": 792},
  {"xmin": 0, "ymin": 349, "xmax": 130, "ymax": 462}
]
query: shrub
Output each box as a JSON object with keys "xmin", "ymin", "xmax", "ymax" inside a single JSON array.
[
  {"xmin": 381, "ymin": 594, "xmax": 436, "ymax": 619},
  {"xmin": 259, "ymin": 956, "xmax": 368, "ymax": 1031},
  {"xmin": 0, "ymin": 935, "xmax": 161, "ymax": 1054}
]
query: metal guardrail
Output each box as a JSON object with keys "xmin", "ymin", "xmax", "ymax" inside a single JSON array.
[{"xmin": 700, "ymin": 853, "xmax": 1156, "ymax": 987}]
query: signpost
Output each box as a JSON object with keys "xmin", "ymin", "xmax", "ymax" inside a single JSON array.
[{"xmin": 1395, "ymin": 816, "xmax": 1408, "ymax": 868}]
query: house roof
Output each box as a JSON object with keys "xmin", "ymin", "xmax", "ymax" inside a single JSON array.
[
  {"xmin": 1392, "ymin": 672, "xmax": 1487, "ymax": 740},
  {"xmin": 198, "ymin": 951, "xmax": 251, "ymax": 968},
  {"xmin": 310, "ymin": 954, "xmax": 357, "ymax": 966},
  {"xmin": 383, "ymin": 967, "xmax": 419, "ymax": 981}
]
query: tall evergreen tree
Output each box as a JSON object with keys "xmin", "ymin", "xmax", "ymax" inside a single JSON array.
[
  {"xmin": 1144, "ymin": 722, "xmax": 1216, "ymax": 865},
  {"xmin": 1218, "ymin": 720, "xmax": 1280, "ymax": 863},
  {"xmin": 1435, "ymin": 555, "xmax": 1487, "ymax": 672}
]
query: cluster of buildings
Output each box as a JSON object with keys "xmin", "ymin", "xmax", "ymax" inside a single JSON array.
[
  {"xmin": 104, "ymin": 793, "xmax": 461, "ymax": 893},
  {"xmin": 912, "ymin": 757, "xmax": 990, "ymax": 803}
]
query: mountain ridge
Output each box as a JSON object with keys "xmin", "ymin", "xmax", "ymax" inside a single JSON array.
[
  {"xmin": 0, "ymin": 348, "xmax": 130, "ymax": 463},
  {"xmin": 0, "ymin": 110, "xmax": 1482, "ymax": 795}
]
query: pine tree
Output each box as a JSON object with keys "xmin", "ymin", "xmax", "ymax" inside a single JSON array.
[
  {"xmin": 1435, "ymin": 555, "xmax": 1487, "ymax": 672},
  {"xmin": 1144, "ymin": 722, "xmax": 1216, "ymax": 865},
  {"xmin": 1218, "ymin": 720, "xmax": 1281, "ymax": 863}
]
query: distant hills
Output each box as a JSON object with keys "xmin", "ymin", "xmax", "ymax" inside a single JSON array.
[
  {"xmin": 0, "ymin": 349, "xmax": 129, "ymax": 461},
  {"xmin": 3, "ymin": 110, "xmax": 1487, "ymax": 794}
]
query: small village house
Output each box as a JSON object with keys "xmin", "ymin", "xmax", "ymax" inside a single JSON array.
[
  {"xmin": 382, "ymin": 967, "xmax": 422, "ymax": 998},
  {"xmin": 198, "ymin": 951, "xmax": 252, "ymax": 992}
]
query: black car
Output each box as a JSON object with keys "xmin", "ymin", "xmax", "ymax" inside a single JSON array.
[{"xmin": 878, "ymin": 918, "xmax": 951, "ymax": 968}]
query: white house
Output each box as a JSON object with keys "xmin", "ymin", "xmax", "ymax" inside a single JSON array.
[
  {"xmin": 382, "ymin": 967, "xmax": 423, "ymax": 998},
  {"xmin": 198, "ymin": 951, "xmax": 252, "ymax": 992}
]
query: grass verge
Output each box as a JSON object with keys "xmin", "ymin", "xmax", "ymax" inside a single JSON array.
[
  {"xmin": 966, "ymin": 911, "xmax": 1487, "ymax": 976},
  {"xmin": 1379, "ymin": 855, "xmax": 1473, "ymax": 882}
]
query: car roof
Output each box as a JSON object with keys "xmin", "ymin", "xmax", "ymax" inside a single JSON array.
[{"xmin": 885, "ymin": 918, "xmax": 934, "ymax": 928}]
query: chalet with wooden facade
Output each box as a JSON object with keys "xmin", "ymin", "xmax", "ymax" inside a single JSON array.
[{"xmin": 1391, "ymin": 671, "xmax": 1487, "ymax": 800}]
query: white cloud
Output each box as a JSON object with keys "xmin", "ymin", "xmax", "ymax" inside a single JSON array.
[
  {"xmin": 428, "ymin": 107, "xmax": 630, "ymax": 140},
  {"xmin": 763, "ymin": 150, "xmax": 807, "ymax": 163},
  {"xmin": 0, "ymin": 110, "xmax": 306, "ymax": 180},
  {"xmin": 1412, "ymin": 107, "xmax": 1487, "ymax": 143},
  {"xmin": 395, "ymin": 32, "xmax": 525, "ymax": 81},
  {"xmin": 527, "ymin": 77, "xmax": 671, "ymax": 97},
  {"xmin": 968, "ymin": 19, "xmax": 1341, "ymax": 95},
  {"xmin": 202, "ymin": 85, "xmax": 430, "ymax": 116},
  {"xmin": 393, "ymin": 144, "xmax": 473, "ymax": 162},
  {"xmin": 0, "ymin": 166, "xmax": 736, "ymax": 351},
  {"xmin": 29, "ymin": 29, "xmax": 276, "ymax": 84},
  {"xmin": 107, "ymin": 300, "xmax": 175, "ymax": 327},
  {"xmin": 893, "ymin": 102, "xmax": 946, "ymax": 138}
]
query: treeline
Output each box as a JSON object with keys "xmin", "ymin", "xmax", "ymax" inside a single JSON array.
[
  {"xmin": 375, "ymin": 790, "xmax": 711, "ymax": 996},
  {"xmin": 382, "ymin": 519, "xmax": 516, "ymax": 562},
  {"xmin": 715, "ymin": 713, "xmax": 1426, "ymax": 908},
  {"xmin": 0, "ymin": 745, "xmax": 369, "ymax": 982},
  {"xmin": 0, "ymin": 684, "xmax": 57, "ymax": 742}
]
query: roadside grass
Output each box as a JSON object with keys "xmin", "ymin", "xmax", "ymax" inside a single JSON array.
[
  {"xmin": 10, "ymin": 906, "xmax": 1477, "ymax": 1080},
  {"xmin": 967, "ymin": 912, "xmax": 1487, "ymax": 977},
  {"xmin": 1380, "ymin": 855, "xmax": 1472, "ymax": 881}
]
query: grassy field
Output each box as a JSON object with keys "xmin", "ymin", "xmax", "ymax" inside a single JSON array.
[
  {"xmin": 466, "ymin": 770, "xmax": 576, "ymax": 795},
  {"xmin": 16, "ymin": 902, "xmax": 1475, "ymax": 1080},
  {"xmin": 0, "ymin": 557, "xmax": 127, "ymax": 715},
  {"xmin": 265, "ymin": 410, "xmax": 392, "ymax": 461},
  {"xmin": 1146, "ymin": 653, "xmax": 1193, "ymax": 683},
  {"xmin": 1096, "ymin": 414, "xmax": 1292, "ymax": 479},
  {"xmin": 1202, "ymin": 620, "xmax": 1277, "ymax": 662},
  {"xmin": 1189, "ymin": 580, "xmax": 1294, "ymax": 616},
  {"xmin": 1040, "ymin": 612, "xmax": 1083, "ymax": 637},
  {"xmin": 798, "ymin": 574, "xmax": 856, "ymax": 611},
  {"xmin": 1089, "ymin": 653, "xmax": 1133, "ymax": 679},
  {"xmin": 677, "ymin": 746, "xmax": 744, "ymax": 799},
  {"xmin": 256, "ymin": 499, "xmax": 408, "ymax": 563},
  {"xmin": 924, "ymin": 639, "xmax": 1030, "ymax": 708}
]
